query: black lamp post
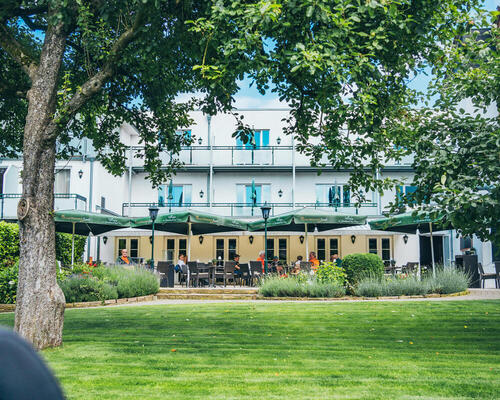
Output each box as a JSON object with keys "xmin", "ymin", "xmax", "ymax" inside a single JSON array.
[
  {"xmin": 261, "ymin": 202, "xmax": 271, "ymax": 274},
  {"xmin": 149, "ymin": 206, "xmax": 159, "ymax": 270}
]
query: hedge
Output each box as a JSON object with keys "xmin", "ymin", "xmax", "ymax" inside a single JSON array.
[
  {"xmin": 342, "ymin": 253, "xmax": 384, "ymax": 286},
  {"xmin": 0, "ymin": 221, "xmax": 86, "ymax": 267}
]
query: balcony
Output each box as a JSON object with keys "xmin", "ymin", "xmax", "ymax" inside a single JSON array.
[
  {"xmin": 129, "ymin": 145, "xmax": 414, "ymax": 170},
  {"xmin": 0, "ymin": 193, "xmax": 87, "ymax": 220},
  {"xmin": 121, "ymin": 202, "xmax": 378, "ymax": 218}
]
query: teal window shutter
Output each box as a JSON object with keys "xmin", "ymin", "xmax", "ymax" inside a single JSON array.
[{"xmin": 262, "ymin": 130, "xmax": 269, "ymax": 147}]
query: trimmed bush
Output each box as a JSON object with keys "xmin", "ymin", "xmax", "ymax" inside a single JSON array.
[
  {"xmin": 259, "ymin": 275, "xmax": 345, "ymax": 298},
  {"xmin": 59, "ymin": 276, "xmax": 118, "ymax": 303},
  {"xmin": 0, "ymin": 264, "xmax": 18, "ymax": 304},
  {"xmin": 316, "ymin": 262, "xmax": 346, "ymax": 285},
  {"xmin": 0, "ymin": 221, "xmax": 19, "ymax": 269},
  {"xmin": 355, "ymin": 267, "xmax": 470, "ymax": 297},
  {"xmin": 0, "ymin": 222, "xmax": 86, "ymax": 269},
  {"xmin": 342, "ymin": 253, "xmax": 384, "ymax": 286}
]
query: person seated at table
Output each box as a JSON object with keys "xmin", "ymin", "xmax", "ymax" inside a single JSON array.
[
  {"xmin": 116, "ymin": 249, "xmax": 130, "ymax": 265},
  {"xmin": 330, "ymin": 253, "xmax": 342, "ymax": 268},
  {"xmin": 291, "ymin": 255, "xmax": 303, "ymax": 275},
  {"xmin": 270, "ymin": 256, "xmax": 284, "ymax": 275},
  {"xmin": 174, "ymin": 253, "xmax": 187, "ymax": 273},
  {"xmin": 257, "ymin": 250, "xmax": 266, "ymax": 274},
  {"xmin": 233, "ymin": 254, "xmax": 242, "ymax": 276},
  {"xmin": 309, "ymin": 251, "xmax": 320, "ymax": 272}
]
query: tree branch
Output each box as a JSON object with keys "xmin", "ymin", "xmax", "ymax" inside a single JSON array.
[
  {"xmin": 0, "ymin": 23, "xmax": 38, "ymax": 79},
  {"xmin": 45, "ymin": 7, "xmax": 147, "ymax": 141},
  {"xmin": 0, "ymin": 2, "xmax": 48, "ymax": 20},
  {"xmin": 0, "ymin": 80, "xmax": 27, "ymax": 98},
  {"xmin": 21, "ymin": 16, "xmax": 47, "ymax": 31}
]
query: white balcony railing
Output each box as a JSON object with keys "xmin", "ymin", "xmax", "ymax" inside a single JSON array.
[{"xmin": 0, "ymin": 194, "xmax": 87, "ymax": 219}]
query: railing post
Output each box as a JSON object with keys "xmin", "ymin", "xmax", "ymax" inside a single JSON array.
[
  {"xmin": 231, "ymin": 147, "xmax": 234, "ymax": 165},
  {"xmin": 272, "ymin": 146, "xmax": 274, "ymax": 165}
]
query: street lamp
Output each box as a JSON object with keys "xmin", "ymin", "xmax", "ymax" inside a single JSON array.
[
  {"xmin": 149, "ymin": 206, "xmax": 159, "ymax": 270},
  {"xmin": 261, "ymin": 202, "xmax": 271, "ymax": 274}
]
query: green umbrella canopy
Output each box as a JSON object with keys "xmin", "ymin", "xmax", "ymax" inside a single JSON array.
[
  {"xmin": 132, "ymin": 209, "xmax": 249, "ymax": 235},
  {"xmin": 54, "ymin": 210, "xmax": 132, "ymax": 236},
  {"xmin": 369, "ymin": 211, "xmax": 452, "ymax": 234},
  {"xmin": 248, "ymin": 207, "xmax": 367, "ymax": 232}
]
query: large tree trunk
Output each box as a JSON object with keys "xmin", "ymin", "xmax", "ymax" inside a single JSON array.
[{"xmin": 14, "ymin": 23, "xmax": 67, "ymax": 350}]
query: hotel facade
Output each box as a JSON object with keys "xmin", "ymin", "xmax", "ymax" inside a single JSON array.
[{"xmin": 0, "ymin": 109, "xmax": 496, "ymax": 270}]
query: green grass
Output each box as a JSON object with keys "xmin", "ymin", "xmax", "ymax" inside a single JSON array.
[{"xmin": 1, "ymin": 301, "xmax": 499, "ymax": 399}]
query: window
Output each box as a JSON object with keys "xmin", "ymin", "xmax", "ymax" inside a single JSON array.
[
  {"xmin": 381, "ymin": 238, "xmax": 391, "ymax": 261},
  {"xmin": 278, "ymin": 238, "xmax": 287, "ymax": 261},
  {"xmin": 316, "ymin": 184, "xmax": 351, "ymax": 207},
  {"xmin": 158, "ymin": 184, "xmax": 192, "ymax": 207},
  {"xmin": 100, "ymin": 196, "xmax": 106, "ymax": 209},
  {"xmin": 236, "ymin": 183, "xmax": 271, "ymax": 216},
  {"xmin": 368, "ymin": 238, "xmax": 378, "ymax": 255},
  {"xmin": 329, "ymin": 238, "xmax": 339, "ymax": 259},
  {"xmin": 0, "ymin": 169, "xmax": 4, "ymax": 195},
  {"xmin": 228, "ymin": 239, "xmax": 237, "ymax": 260},
  {"xmin": 396, "ymin": 185, "xmax": 417, "ymax": 205},
  {"xmin": 54, "ymin": 169, "xmax": 70, "ymax": 194},
  {"xmin": 176, "ymin": 129, "xmax": 192, "ymax": 144},
  {"xmin": 118, "ymin": 239, "xmax": 126, "ymax": 258},
  {"xmin": 165, "ymin": 238, "xmax": 187, "ymax": 263},
  {"xmin": 166, "ymin": 239, "xmax": 175, "ymax": 263},
  {"xmin": 216, "ymin": 239, "xmax": 224, "ymax": 260},
  {"xmin": 236, "ymin": 129, "xmax": 270, "ymax": 149},
  {"xmin": 215, "ymin": 238, "xmax": 238, "ymax": 260},
  {"xmin": 317, "ymin": 238, "xmax": 326, "ymax": 261},
  {"xmin": 130, "ymin": 239, "xmax": 139, "ymax": 258},
  {"xmin": 117, "ymin": 238, "xmax": 140, "ymax": 259},
  {"xmin": 266, "ymin": 238, "xmax": 275, "ymax": 260}
]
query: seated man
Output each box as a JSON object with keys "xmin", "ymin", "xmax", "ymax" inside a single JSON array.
[
  {"xmin": 270, "ymin": 256, "xmax": 284, "ymax": 275},
  {"xmin": 233, "ymin": 254, "xmax": 242, "ymax": 276},
  {"xmin": 257, "ymin": 250, "xmax": 266, "ymax": 274},
  {"xmin": 309, "ymin": 251, "xmax": 320, "ymax": 273},
  {"xmin": 174, "ymin": 253, "xmax": 187, "ymax": 273},
  {"xmin": 330, "ymin": 253, "xmax": 342, "ymax": 268},
  {"xmin": 116, "ymin": 249, "xmax": 131, "ymax": 265}
]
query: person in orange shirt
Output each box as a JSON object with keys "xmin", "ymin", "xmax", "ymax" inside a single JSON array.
[
  {"xmin": 309, "ymin": 251, "xmax": 320, "ymax": 272},
  {"xmin": 257, "ymin": 250, "xmax": 266, "ymax": 274},
  {"xmin": 117, "ymin": 249, "xmax": 130, "ymax": 265}
]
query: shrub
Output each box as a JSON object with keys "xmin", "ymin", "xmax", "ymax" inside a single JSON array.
[
  {"xmin": 0, "ymin": 221, "xmax": 19, "ymax": 269},
  {"xmin": 424, "ymin": 267, "xmax": 470, "ymax": 294},
  {"xmin": 58, "ymin": 276, "xmax": 118, "ymax": 303},
  {"xmin": 343, "ymin": 253, "xmax": 384, "ymax": 286},
  {"xmin": 316, "ymin": 262, "xmax": 346, "ymax": 285},
  {"xmin": 0, "ymin": 222, "xmax": 86, "ymax": 269},
  {"xmin": 0, "ymin": 264, "xmax": 18, "ymax": 304},
  {"xmin": 100, "ymin": 266, "xmax": 159, "ymax": 298},
  {"xmin": 259, "ymin": 275, "xmax": 345, "ymax": 298}
]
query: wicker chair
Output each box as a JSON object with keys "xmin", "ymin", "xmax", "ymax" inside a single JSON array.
[{"xmin": 478, "ymin": 262, "xmax": 498, "ymax": 288}]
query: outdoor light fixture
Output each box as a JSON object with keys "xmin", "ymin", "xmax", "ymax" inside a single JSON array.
[
  {"xmin": 102, "ymin": 236, "xmax": 108, "ymax": 245},
  {"xmin": 199, "ymin": 190, "xmax": 204, "ymax": 198},
  {"xmin": 199, "ymin": 235, "xmax": 204, "ymax": 244},
  {"xmin": 299, "ymin": 235, "xmax": 305, "ymax": 244},
  {"xmin": 149, "ymin": 236, "xmax": 153, "ymax": 244},
  {"xmin": 249, "ymin": 235, "xmax": 254, "ymax": 244},
  {"xmin": 351, "ymin": 234, "xmax": 356, "ymax": 244},
  {"xmin": 261, "ymin": 202, "xmax": 272, "ymax": 274},
  {"xmin": 278, "ymin": 189, "xmax": 283, "ymax": 198},
  {"xmin": 78, "ymin": 169, "xmax": 83, "ymax": 179},
  {"xmin": 403, "ymin": 234, "xmax": 409, "ymax": 244},
  {"xmin": 198, "ymin": 137, "xmax": 203, "ymax": 145},
  {"xmin": 276, "ymin": 137, "xmax": 281, "ymax": 145},
  {"xmin": 149, "ymin": 206, "xmax": 160, "ymax": 270}
]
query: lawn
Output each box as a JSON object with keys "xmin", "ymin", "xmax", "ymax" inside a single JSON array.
[{"xmin": 1, "ymin": 301, "xmax": 499, "ymax": 399}]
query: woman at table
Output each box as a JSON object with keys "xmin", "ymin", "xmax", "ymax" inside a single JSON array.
[{"xmin": 291, "ymin": 255, "xmax": 303, "ymax": 275}]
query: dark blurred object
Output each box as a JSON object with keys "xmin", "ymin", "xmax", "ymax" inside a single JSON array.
[
  {"xmin": 0, "ymin": 329, "xmax": 65, "ymax": 400},
  {"xmin": 455, "ymin": 254, "xmax": 479, "ymax": 288}
]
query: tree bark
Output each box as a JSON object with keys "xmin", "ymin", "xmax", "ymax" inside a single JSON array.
[{"xmin": 14, "ymin": 22, "xmax": 67, "ymax": 350}]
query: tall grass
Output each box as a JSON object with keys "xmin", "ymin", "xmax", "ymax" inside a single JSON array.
[
  {"xmin": 259, "ymin": 275, "xmax": 346, "ymax": 298},
  {"xmin": 355, "ymin": 267, "xmax": 470, "ymax": 297}
]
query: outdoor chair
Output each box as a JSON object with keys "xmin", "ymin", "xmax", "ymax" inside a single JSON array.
[
  {"xmin": 402, "ymin": 262, "xmax": 419, "ymax": 274},
  {"xmin": 176, "ymin": 264, "xmax": 189, "ymax": 287},
  {"xmin": 299, "ymin": 261, "xmax": 312, "ymax": 274},
  {"xmin": 249, "ymin": 261, "xmax": 263, "ymax": 285},
  {"xmin": 223, "ymin": 261, "xmax": 237, "ymax": 287},
  {"xmin": 188, "ymin": 263, "xmax": 210, "ymax": 288},
  {"xmin": 478, "ymin": 262, "xmax": 498, "ymax": 289},
  {"xmin": 157, "ymin": 261, "xmax": 172, "ymax": 288},
  {"xmin": 237, "ymin": 263, "xmax": 251, "ymax": 286}
]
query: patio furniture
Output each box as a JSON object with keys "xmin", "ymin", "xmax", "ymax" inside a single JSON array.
[
  {"xmin": 248, "ymin": 261, "xmax": 263, "ymax": 286},
  {"xmin": 402, "ymin": 262, "xmax": 419, "ymax": 274},
  {"xmin": 223, "ymin": 261, "xmax": 237, "ymax": 287},
  {"xmin": 478, "ymin": 262, "xmax": 499, "ymax": 289},
  {"xmin": 237, "ymin": 263, "xmax": 251, "ymax": 286},
  {"xmin": 188, "ymin": 262, "xmax": 210, "ymax": 287},
  {"xmin": 157, "ymin": 261, "xmax": 174, "ymax": 288},
  {"xmin": 299, "ymin": 261, "xmax": 312, "ymax": 273}
]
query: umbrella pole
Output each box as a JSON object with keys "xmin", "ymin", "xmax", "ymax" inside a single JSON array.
[
  {"xmin": 416, "ymin": 229, "xmax": 421, "ymax": 281},
  {"xmin": 71, "ymin": 222, "xmax": 75, "ymax": 268},
  {"xmin": 187, "ymin": 222, "xmax": 192, "ymax": 261},
  {"xmin": 305, "ymin": 223, "xmax": 309, "ymax": 259},
  {"xmin": 429, "ymin": 222, "xmax": 436, "ymax": 278}
]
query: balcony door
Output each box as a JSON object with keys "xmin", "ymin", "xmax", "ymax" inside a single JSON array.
[
  {"xmin": 165, "ymin": 238, "xmax": 187, "ymax": 263},
  {"xmin": 214, "ymin": 238, "xmax": 238, "ymax": 261},
  {"xmin": 235, "ymin": 183, "xmax": 270, "ymax": 216},
  {"xmin": 316, "ymin": 237, "xmax": 340, "ymax": 262},
  {"xmin": 235, "ymin": 129, "xmax": 271, "ymax": 164}
]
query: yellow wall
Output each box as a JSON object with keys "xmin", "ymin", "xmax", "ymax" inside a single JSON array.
[{"xmin": 115, "ymin": 234, "xmax": 396, "ymax": 264}]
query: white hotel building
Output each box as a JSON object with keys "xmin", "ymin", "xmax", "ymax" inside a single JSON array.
[{"xmin": 0, "ymin": 108, "xmax": 497, "ymax": 272}]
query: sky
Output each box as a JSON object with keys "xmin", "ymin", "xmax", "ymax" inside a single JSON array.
[{"xmin": 230, "ymin": 0, "xmax": 499, "ymax": 109}]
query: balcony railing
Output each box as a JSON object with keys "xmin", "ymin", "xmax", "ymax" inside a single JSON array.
[
  {"xmin": 129, "ymin": 145, "xmax": 414, "ymax": 168},
  {"xmin": 0, "ymin": 193, "xmax": 87, "ymax": 219},
  {"xmin": 122, "ymin": 202, "xmax": 378, "ymax": 218}
]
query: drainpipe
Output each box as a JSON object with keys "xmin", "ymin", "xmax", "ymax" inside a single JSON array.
[
  {"xmin": 208, "ymin": 115, "xmax": 213, "ymax": 208},
  {"xmin": 86, "ymin": 159, "xmax": 94, "ymax": 261},
  {"xmin": 292, "ymin": 134, "xmax": 296, "ymax": 209},
  {"xmin": 128, "ymin": 146, "xmax": 133, "ymax": 216}
]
